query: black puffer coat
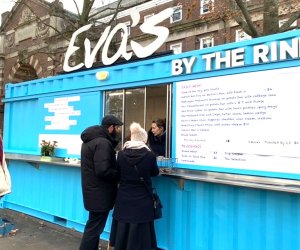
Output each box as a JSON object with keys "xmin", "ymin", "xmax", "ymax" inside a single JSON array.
[
  {"xmin": 112, "ymin": 147, "xmax": 159, "ymax": 223},
  {"xmin": 80, "ymin": 125, "xmax": 119, "ymax": 212}
]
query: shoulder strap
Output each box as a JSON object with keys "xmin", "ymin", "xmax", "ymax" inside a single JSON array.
[{"xmin": 133, "ymin": 165, "xmax": 154, "ymax": 200}]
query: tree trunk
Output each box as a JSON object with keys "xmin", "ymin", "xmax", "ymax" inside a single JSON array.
[{"xmin": 263, "ymin": 0, "xmax": 279, "ymax": 35}]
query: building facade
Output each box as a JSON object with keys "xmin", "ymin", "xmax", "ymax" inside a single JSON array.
[{"xmin": 0, "ymin": 0, "xmax": 299, "ymax": 133}]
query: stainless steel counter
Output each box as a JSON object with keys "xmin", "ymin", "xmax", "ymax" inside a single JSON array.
[
  {"xmin": 6, "ymin": 153, "xmax": 300, "ymax": 194},
  {"xmin": 159, "ymin": 167, "xmax": 300, "ymax": 194},
  {"xmin": 5, "ymin": 153, "xmax": 80, "ymax": 168}
]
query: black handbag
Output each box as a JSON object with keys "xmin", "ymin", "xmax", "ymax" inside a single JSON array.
[{"xmin": 134, "ymin": 165, "xmax": 163, "ymax": 219}]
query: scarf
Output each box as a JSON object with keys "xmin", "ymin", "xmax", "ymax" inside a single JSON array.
[{"xmin": 123, "ymin": 140, "xmax": 151, "ymax": 151}]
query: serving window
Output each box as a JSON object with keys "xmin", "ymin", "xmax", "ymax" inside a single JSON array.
[{"xmin": 104, "ymin": 84, "xmax": 171, "ymax": 156}]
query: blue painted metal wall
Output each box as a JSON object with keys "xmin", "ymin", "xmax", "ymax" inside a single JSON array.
[
  {"xmin": 2, "ymin": 30, "xmax": 300, "ymax": 249},
  {"xmin": 4, "ymin": 161, "xmax": 300, "ymax": 250}
]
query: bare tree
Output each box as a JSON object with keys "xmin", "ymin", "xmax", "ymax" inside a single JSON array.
[
  {"xmin": 9, "ymin": 0, "xmax": 152, "ymax": 71},
  {"xmin": 234, "ymin": 0, "xmax": 300, "ymax": 37},
  {"xmin": 193, "ymin": 0, "xmax": 300, "ymax": 38}
]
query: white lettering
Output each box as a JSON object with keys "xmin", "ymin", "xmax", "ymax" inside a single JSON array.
[
  {"xmin": 64, "ymin": 24, "xmax": 92, "ymax": 72},
  {"xmin": 215, "ymin": 51, "xmax": 231, "ymax": 69},
  {"xmin": 183, "ymin": 57, "xmax": 196, "ymax": 74},
  {"xmin": 102, "ymin": 23, "xmax": 132, "ymax": 65},
  {"xmin": 131, "ymin": 8, "xmax": 174, "ymax": 58},
  {"xmin": 279, "ymin": 38, "xmax": 299, "ymax": 60},
  {"xmin": 171, "ymin": 57, "xmax": 196, "ymax": 76},
  {"xmin": 253, "ymin": 45, "xmax": 269, "ymax": 64},
  {"xmin": 63, "ymin": 8, "xmax": 174, "ymax": 72},
  {"xmin": 202, "ymin": 53, "xmax": 215, "ymax": 71},
  {"xmin": 172, "ymin": 59, "xmax": 183, "ymax": 75},
  {"xmin": 270, "ymin": 42, "xmax": 278, "ymax": 61},
  {"xmin": 231, "ymin": 48, "xmax": 245, "ymax": 67},
  {"xmin": 85, "ymin": 26, "xmax": 111, "ymax": 68}
]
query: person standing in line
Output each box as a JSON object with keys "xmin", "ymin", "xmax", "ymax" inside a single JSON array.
[
  {"xmin": 79, "ymin": 115, "xmax": 123, "ymax": 250},
  {"xmin": 148, "ymin": 118, "xmax": 166, "ymax": 157},
  {"xmin": 109, "ymin": 122, "xmax": 160, "ymax": 250},
  {"xmin": 0, "ymin": 136, "xmax": 11, "ymax": 198}
]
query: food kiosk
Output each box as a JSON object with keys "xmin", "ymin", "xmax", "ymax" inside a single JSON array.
[{"xmin": 2, "ymin": 29, "xmax": 300, "ymax": 250}]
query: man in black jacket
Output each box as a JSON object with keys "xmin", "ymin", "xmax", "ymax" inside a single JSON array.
[{"xmin": 79, "ymin": 115, "xmax": 123, "ymax": 250}]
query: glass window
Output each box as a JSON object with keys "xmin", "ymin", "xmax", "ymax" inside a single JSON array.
[
  {"xmin": 170, "ymin": 6, "xmax": 182, "ymax": 23},
  {"xmin": 121, "ymin": 21, "xmax": 131, "ymax": 37},
  {"xmin": 144, "ymin": 13, "xmax": 154, "ymax": 22},
  {"xmin": 235, "ymin": 29, "xmax": 252, "ymax": 42},
  {"xmin": 199, "ymin": 36, "xmax": 214, "ymax": 49},
  {"xmin": 124, "ymin": 88, "xmax": 145, "ymax": 139},
  {"xmin": 200, "ymin": 0, "xmax": 214, "ymax": 15},
  {"xmin": 104, "ymin": 84, "xmax": 171, "ymax": 157},
  {"xmin": 279, "ymin": 19, "xmax": 297, "ymax": 29},
  {"xmin": 170, "ymin": 43, "xmax": 182, "ymax": 54}
]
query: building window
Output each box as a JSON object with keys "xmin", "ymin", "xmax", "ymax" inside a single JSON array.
[
  {"xmin": 121, "ymin": 21, "xmax": 131, "ymax": 37},
  {"xmin": 200, "ymin": 0, "xmax": 214, "ymax": 15},
  {"xmin": 235, "ymin": 29, "xmax": 252, "ymax": 42},
  {"xmin": 199, "ymin": 36, "xmax": 214, "ymax": 49},
  {"xmin": 170, "ymin": 43, "xmax": 182, "ymax": 54},
  {"xmin": 279, "ymin": 19, "xmax": 297, "ymax": 30},
  {"xmin": 170, "ymin": 6, "xmax": 182, "ymax": 23},
  {"xmin": 144, "ymin": 13, "xmax": 154, "ymax": 22}
]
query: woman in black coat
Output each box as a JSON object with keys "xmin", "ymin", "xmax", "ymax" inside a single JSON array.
[
  {"xmin": 148, "ymin": 118, "xmax": 166, "ymax": 157},
  {"xmin": 109, "ymin": 122, "xmax": 160, "ymax": 250}
]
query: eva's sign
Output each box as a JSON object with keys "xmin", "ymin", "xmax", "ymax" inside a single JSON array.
[
  {"xmin": 63, "ymin": 8, "xmax": 174, "ymax": 72},
  {"xmin": 172, "ymin": 38, "xmax": 300, "ymax": 75}
]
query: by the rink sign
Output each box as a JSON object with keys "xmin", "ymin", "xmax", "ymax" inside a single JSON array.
[{"xmin": 63, "ymin": 8, "xmax": 174, "ymax": 72}]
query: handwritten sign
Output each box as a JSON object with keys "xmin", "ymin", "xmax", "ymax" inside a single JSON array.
[
  {"xmin": 44, "ymin": 96, "xmax": 81, "ymax": 130},
  {"xmin": 176, "ymin": 66, "xmax": 300, "ymax": 174}
]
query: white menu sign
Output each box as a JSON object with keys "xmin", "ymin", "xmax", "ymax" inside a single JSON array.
[{"xmin": 176, "ymin": 66, "xmax": 300, "ymax": 174}]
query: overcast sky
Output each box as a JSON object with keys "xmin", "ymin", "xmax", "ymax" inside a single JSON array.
[{"xmin": 0, "ymin": 0, "xmax": 116, "ymax": 25}]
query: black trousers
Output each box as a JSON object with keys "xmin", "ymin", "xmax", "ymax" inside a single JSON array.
[{"xmin": 79, "ymin": 211, "xmax": 110, "ymax": 250}]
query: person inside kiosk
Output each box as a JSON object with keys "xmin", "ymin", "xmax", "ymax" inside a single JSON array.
[{"xmin": 147, "ymin": 118, "xmax": 166, "ymax": 157}]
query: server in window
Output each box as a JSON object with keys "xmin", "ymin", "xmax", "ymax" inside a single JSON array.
[{"xmin": 148, "ymin": 118, "xmax": 166, "ymax": 157}]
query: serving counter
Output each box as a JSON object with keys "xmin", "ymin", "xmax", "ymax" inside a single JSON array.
[
  {"xmin": 6, "ymin": 153, "xmax": 300, "ymax": 194},
  {"xmin": 3, "ymin": 154, "xmax": 300, "ymax": 250}
]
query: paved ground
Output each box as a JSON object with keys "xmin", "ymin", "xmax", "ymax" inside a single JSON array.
[{"xmin": 0, "ymin": 208, "xmax": 107, "ymax": 250}]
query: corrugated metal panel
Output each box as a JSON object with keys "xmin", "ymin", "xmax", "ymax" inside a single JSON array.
[
  {"xmin": 3, "ymin": 161, "xmax": 300, "ymax": 250},
  {"xmin": 153, "ymin": 177, "xmax": 300, "ymax": 250},
  {"xmin": 4, "ymin": 161, "xmax": 88, "ymax": 232}
]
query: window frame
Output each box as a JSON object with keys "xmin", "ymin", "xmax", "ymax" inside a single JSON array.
[
  {"xmin": 104, "ymin": 84, "xmax": 172, "ymax": 157},
  {"xmin": 121, "ymin": 21, "xmax": 131, "ymax": 37},
  {"xmin": 170, "ymin": 43, "xmax": 182, "ymax": 54},
  {"xmin": 279, "ymin": 19, "xmax": 297, "ymax": 30},
  {"xmin": 200, "ymin": 0, "xmax": 214, "ymax": 15},
  {"xmin": 144, "ymin": 13, "xmax": 154, "ymax": 22},
  {"xmin": 199, "ymin": 36, "xmax": 214, "ymax": 49},
  {"xmin": 170, "ymin": 6, "xmax": 183, "ymax": 23},
  {"xmin": 235, "ymin": 29, "xmax": 252, "ymax": 42}
]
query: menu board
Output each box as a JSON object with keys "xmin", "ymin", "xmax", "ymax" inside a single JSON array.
[{"xmin": 175, "ymin": 66, "xmax": 300, "ymax": 174}]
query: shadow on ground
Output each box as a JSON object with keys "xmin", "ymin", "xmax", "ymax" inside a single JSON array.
[{"xmin": 0, "ymin": 208, "xmax": 82, "ymax": 250}]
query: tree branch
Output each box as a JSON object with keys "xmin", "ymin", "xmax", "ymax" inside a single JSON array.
[
  {"xmin": 234, "ymin": 0, "xmax": 260, "ymax": 37},
  {"xmin": 279, "ymin": 12, "xmax": 300, "ymax": 32}
]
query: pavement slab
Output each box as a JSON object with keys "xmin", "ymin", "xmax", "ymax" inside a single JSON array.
[{"xmin": 0, "ymin": 208, "xmax": 82, "ymax": 250}]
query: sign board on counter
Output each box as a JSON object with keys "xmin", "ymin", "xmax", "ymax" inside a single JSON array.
[{"xmin": 175, "ymin": 66, "xmax": 300, "ymax": 177}]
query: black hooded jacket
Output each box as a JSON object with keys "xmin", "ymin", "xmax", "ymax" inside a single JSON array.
[
  {"xmin": 80, "ymin": 125, "xmax": 119, "ymax": 212},
  {"xmin": 112, "ymin": 147, "xmax": 159, "ymax": 223}
]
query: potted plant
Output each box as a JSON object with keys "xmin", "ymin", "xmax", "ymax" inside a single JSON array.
[{"xmin": 40, "ymin": 140, "xmax": 57, "ymax": 161}]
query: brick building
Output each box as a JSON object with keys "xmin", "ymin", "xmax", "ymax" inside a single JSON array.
[{"xmin": 0, "ymin": 0, "xmax": 299, "ymax": 133}]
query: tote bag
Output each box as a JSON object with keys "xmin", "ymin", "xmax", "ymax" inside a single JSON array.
[{"xmin": 0, "ymin": 153, "xmax": 11, "ymax": 197}]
